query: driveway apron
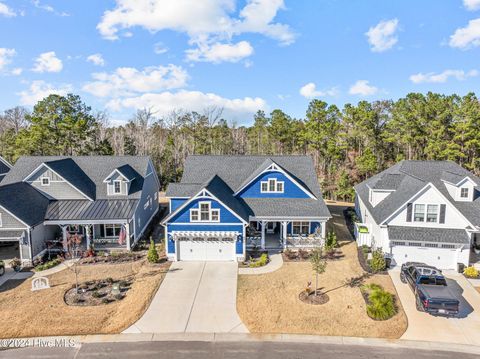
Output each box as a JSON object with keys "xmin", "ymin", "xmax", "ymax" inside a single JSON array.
[{"xmin": 125, "ymin": 261, "xmax": 247, "ymax": 334}]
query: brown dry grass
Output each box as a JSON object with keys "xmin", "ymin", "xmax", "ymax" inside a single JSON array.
[
  {"xmin": 0, "ymin": 259, "xmax": 170, "ymax": 338},
  {"xmin": 476, "ymin": 287, "xmax": 480, "ymax": 294},
  {"xmin": 237, "ymin": 240, "xmax": 408, "ymax": 339}
]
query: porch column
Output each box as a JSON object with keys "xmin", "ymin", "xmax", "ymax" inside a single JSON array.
[
  {"xmin": 85, "ymin": 225, "xmax": 92, "ymax": 249},
  {"xmin": 261, "ymin": 220, "xmax": 266, "ymax": 249},
  {"xmin": 282, "ymin": 221, "xmax": 288, "ymax": 249},
  {"xmin": 321, "ymin": 221, "xmax": 326, "ymax": 239},
  {"xmin": 125, "ymin": 222, "xmax": 131, "ymax": 250},
  {"xmin": 61, "ymin": 225, "xmax": 68, "ymax": 252}
]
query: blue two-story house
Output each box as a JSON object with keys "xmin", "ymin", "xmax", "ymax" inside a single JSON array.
[{"xmin": 162, "ymin": 155, "xmax": 331, "ymax": 261}]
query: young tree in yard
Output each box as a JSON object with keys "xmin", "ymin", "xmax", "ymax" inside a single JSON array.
[
  {"xmin": 147, "ymin": 237, "xmax": 159, "ymax": 263},
  {"xmin": 65, "ymin": 234, "xmax": 83, "ymax": 294},
  {"xmin": 310, "ymin": 247, "xmax": 327, "ymax": 296}
]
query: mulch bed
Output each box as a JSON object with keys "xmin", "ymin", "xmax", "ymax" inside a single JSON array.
[
  {"xmin": 298, "ymin": 290, "xmax": 330, "ymax": 305},
  {"xmin": 80, "ymin": 252, "xmax": 147, "ymax": 265},
  {"xmin": 357, "ymin": 248, "xmax": 388, "ymax": 275},
  {"xmin": 64, "ymin": 278, "xmax": 132, "ymax": 306},
  {"xmin": 283, "ymin": 249, "xmax": 344, "ymax": 262}
]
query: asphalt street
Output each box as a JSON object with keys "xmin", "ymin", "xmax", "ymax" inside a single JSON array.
[{"xmin": 0, "ymin": 341, "xmax": 478, "ymax": 359}]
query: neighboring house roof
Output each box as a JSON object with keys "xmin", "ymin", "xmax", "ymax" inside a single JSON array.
[
  {"xmin": 45, "ymin": 199, "xmax": 139, "ymax": 221},
  {"xmin": 355, "ymin": 160, "xmax": 480, "ymax": 226},
  {"xmin": 166, "ymin": 155, "xmax": 331, "ymax": 220},
  {"xmin": 0, "ymin": 156, "xmax": 11, "ymax": 174},
  {"xmin": 388, "ymin": 226, "xmax": 470, "ymax": 244},
  {"xmin": 2, "ymin": 156, "xmax": 151, "ymax": 200},
  {"xmin": 0, "ymin": 183, "xmax": 51, "ymax": 226}
]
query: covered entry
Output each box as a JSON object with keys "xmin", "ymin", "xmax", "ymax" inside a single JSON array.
[{"xmin": 174, "ymin": 231, "xmax": 237, "ymax": 261}]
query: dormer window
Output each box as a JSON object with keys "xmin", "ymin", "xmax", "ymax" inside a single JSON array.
[
  {"xmin": 460, "ymin": 188, "xmax": 469, "ymax": 198},
  {"xmin": 260, "ymin": 178, "xmax": 284, "ymax": 193},
  {"xmin": 114, "ymin": 180, "xmax": 122, "ymax": 194},
  {"xmin": 41, "ymin": 177, "xmax": 50, "ymax": 186}
]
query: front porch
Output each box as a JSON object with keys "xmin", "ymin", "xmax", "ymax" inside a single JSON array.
[{"xmin": 246, "ymin": 219, "xmax": 326, "ymax": 250}]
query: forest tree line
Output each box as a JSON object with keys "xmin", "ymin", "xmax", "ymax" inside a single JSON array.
[{"xmin": 1, "ymin": 92, "xmax": 480, "ymax": 201}]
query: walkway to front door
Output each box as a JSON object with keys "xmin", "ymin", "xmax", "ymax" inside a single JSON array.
[{"xmin": 124, "ymin": 261, "xmax": 248, "ymax": 333}]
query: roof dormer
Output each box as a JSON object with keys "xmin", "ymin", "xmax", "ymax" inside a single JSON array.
[
  {"xmin": 441, "ymin": 173, "xmax": 477, "ymax": 202},
  {"xmin": 103, "ymin": 166, "xmax": 137, "ymax": 196}
]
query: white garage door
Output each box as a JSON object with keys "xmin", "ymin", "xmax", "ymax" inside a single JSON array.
[
  {"xmin": 391, "ymin": 245, "xmax": 458, "ymax": 270},
  {"xmin": 178, "ymin": 237, "xmax": 235, "ymax": 261}
]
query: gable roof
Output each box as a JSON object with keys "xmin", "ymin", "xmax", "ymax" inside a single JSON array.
[
  {"xmin": 166, "ymin": 155, "xmax": 331, "ymax": 220},
  {"xmin": 0, "ymin": 183, "xmax": 50, "ymax": 226},
  {"xmin": 355, "ymin": 160, "xmax": 480, "ymax": 226},
  {"xmin": 2, "ymin": 156, "xmax": 152, "ymax": 200}
]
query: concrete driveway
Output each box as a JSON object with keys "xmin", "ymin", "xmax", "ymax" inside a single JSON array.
[
  {"xmin": 125, "ymin": 261, "xmax": 248, "ymax": 334},
  {"xmin": 390, "ymin": 268, "xmax": 480, "ymax": 344}
]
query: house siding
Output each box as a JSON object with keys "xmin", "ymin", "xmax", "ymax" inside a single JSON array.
[
  {"xmin": 170, "ymin": 198, "xmax": 187, "ymax": 212},
  {"xmin": 30, "ymin": 224, "xmax": 59, "ymax": 258},
  {"xmin": 132, "ymin": 164, "xmax": 160, "ymax": 242},
  {"xmin": 0, "ymin": 207, "xmax": 27, "ymax": 229},
  {"xmin": 237, "ymin": 171, "xmax": 311, "ymax": 198},
  {"xmin": 27, "ymin": 166, "xmax": 87, "ymax": 200},
  {"xmin": 169, "ymin": 196, "xmax": 243, "ymax": 224}
]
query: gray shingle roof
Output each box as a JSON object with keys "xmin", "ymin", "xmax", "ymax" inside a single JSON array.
[
  {"xmin": 388, "ymin": 226, "xmax": 470, "ymax": 244},
  {"xmin": 355, "ymin": 160, "xmax": 480, "ymax": 226},
  {"xmin": 115, "ymin": 164, "xmax": 139, "ymax": 182},
  {"xmin": 45, "ymin": 199, "xmax": 139, "ymax": 221},
  {"xmin": 0, "ymin": 183, "xmax": 50, "ymax": 226},
  {"xmin": 166, "ymin": 155, "xmax": 331, "ymax": 220},
  {"xmin": 2, "ymin": 156, "xmax": 151, "ymax": 200},
  {"xmin": 0, "ymin": 157, "xmax": 11, "ymax": 175},
  {"xmin": 0, "ymin": 230, "xmax": 25, "ymax": 240}
]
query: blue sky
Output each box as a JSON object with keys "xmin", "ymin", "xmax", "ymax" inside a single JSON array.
[{"xmin": 1, "ymin": 0, "xmax": 480, "ymax": 125}]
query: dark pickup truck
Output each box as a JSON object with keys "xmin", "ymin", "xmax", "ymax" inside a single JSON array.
[{"xmin": 400, "ymin": 262, "xmax": 459, "ymax": 317}]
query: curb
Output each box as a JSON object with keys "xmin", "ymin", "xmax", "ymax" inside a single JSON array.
[{"xmin": 5, "ymin": 333, "xmax": 480, "ymax": 355}]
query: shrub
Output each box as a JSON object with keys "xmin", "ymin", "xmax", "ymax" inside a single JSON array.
[
  {"xmin": 325, "ymin": 231, "xmax": 338, "ymax": 250},
  {"xmin": 464, "ymin": 266, "xmax": 479, "ymax": 278},
  {"xmin": 369, "ymin": 249, "xmax": 386, "ymax": 273},
  {"xmin": 92, "ymin": 291, "xmax": 102, "ymax": 298},
  {"xmin": 35, "ymin": 258, "xmax": 62, "ymax": 272},
  {"xmin": 249, "ymin": 253, "xmax": 269, "ymax": 268},
  {"xmin": 298, "ymin": 249, "xmax": 310, "ymax": 260},
  {"xmin": 147, "ymin": 237, "xmax": 159, "ymax": 263},
  {"xmin": 284, "ymin": 249, "xmax": 297, "ymax": 260},
  {"xmin": 362, "ymin": 284, "xmax": 396, "ymax": 320}
]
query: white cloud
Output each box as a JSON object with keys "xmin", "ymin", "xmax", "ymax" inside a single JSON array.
[
  {"xmin": 11, "ymin": 67, "xmax": 22, "ymax": 75},
  {"xmin": 87, "ymin": 53, "xmax": 105, "ymax": 66},
  {"xmin": 106, "ymin": 90, "xmax": 266, "ymax": 122},
  {"xmin": 299, "ymin": 82, "xmax": 338, "ymax": 99},
  {"xmin": 97, "ymin": 0, "xmax": 295, "ymax": 62},
  {"xmin": 365, "ymin": 18, "xmax": 399, "ymax": 52},
  {"xmin": 82, "ymin": 64, "xmax": 188, "ymax": 97},
  {"xmin": 32, "ymin": 51, "xmax": 63, "ymax": 73},
  {"xmin": 18, "ymin": 80, "xmax": 73, "ymax": 106},
  {"xmin": 464, "ymin": 0, "xmax": 480, "ymax": 11},
  {"xmin": 32, "ymin": 0, "xmax": 69, "ymax": 16},
  {"xmin": 449, "ymin": 18, "xmax": 480, "ymax": 49},
  {"xmin": 154, "ymin": 42, "xmax": 169, "ymax": 54},
  {"xmin": 0, "ymin": 48, "xmax": 16, "ymax": 71},
  {"xmin": 349, "ymin": 80, "xmax": 378, "ymax": 96},
  {"xmin": 186, "ymin": 40, "xmax": 254, "ymax": 63},
  {"xmin": 410, "ymin": 69, "xmax": 479, "ymax": 84},
  {"xmin": 0, "ymin": 2, "xmax": 16, "ymax": 17}
]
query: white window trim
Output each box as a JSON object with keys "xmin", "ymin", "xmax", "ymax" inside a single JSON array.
[
  {"xmin": 291, "ymin": 221, "xmax": 310, "ymax": 235},
  {"xmin": 113, "ymin": 180, "xmax": 122, "ymax": 194},
  {"xmin": 460, "ymin": 187, "xmax": 469, "ymax": 198},
  {"xmin": 104, "ymin": 224, "xmax": 122, "ymax": 238},
  {"xmin": 189, "ymin": 201, "xmax": 221, "ymax": 223},
  {"xmin": 0, "ymin": 213, "xmax": 2, "ymax": 227},
  {"xmin": 260, "ymin": 178, "xmax": 284, "ymax": 193},
  {"xmin": 413, "ymin": 203, "xmax": 440, "ymax": 223},
  {"xmin": 40, "ymin": 177, "xmax": 50, "ymax": 186}
]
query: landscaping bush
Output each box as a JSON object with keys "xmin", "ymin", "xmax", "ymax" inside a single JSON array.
[
  {"xmin": 362, "ymin": 284, "xmax": 396, "ymax": 320},
  {"xmin": 298, "ymin": 249, "xmax": 310, "ymax": 260},
  {"xmin": 361, "ymin": 245, "xmax": 371, "ymax": 257},
  {"xmin": 284, "ymin": 249, "xmax": 298, "ymax": 260},
  {"xmin": 249, "ymin": 253, "xmax": 269, "ymax": 268},
  {"xmin": 147, "ymin": 238, "xmax": 159, "ymax": 263},
  {"xmin": 325, "ymin": 231, "xmax": 338, "ymax": 250},
  {"xmin": 464, "ymin": 266, "xmax": 479, "ymax": 278},
  {"xmin": 34, "ymin": 258, "xmax": 62, "ymax": 272},
  {"xmin": 368, "ymin": 249, "xmax": 386, "ymax": 273}
]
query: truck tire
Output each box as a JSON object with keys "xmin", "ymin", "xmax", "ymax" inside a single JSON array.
[
  {"xmin": 400, "ymin": 272, "xmax": 406, "ymax": 284},
  {"xmin": 415, "ymin": 297, "xmax": 424, "ymax": 312}
]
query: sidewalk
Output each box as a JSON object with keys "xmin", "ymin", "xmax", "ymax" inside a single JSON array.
[{"xmin": 238, "ymin": 252, "xmax": 283, "ymax": 275}]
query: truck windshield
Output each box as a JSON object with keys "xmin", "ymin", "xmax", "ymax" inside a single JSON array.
[{"xmin": 418, "ymin": 276, "xmax": 447, "ymax": 285}]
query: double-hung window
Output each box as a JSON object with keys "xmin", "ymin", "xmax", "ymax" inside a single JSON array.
[
  {"xmin": 114, "ymin": 180, "xmax": 122, "ymax": 194},
  {"xmin": 260, "ymin": 178, "xmax": 284, "ymax": 193},
  {"xmin": 426, "ymin": 204, "xmax": 439, "ymax": 223},
  {"xmin": 104, "ymin": 224, "xmax": 121, "ymax": 237},
  {"xmin": 292, "ymin": 221, "xmax": 309, "ymax": 235},
  {"xmin": 200, "ymin": 202, "xmax": 210, "ymax": 221},
  {"xmin": 413, "ymin": 204, "xmax": 425, "ymax": 222}
]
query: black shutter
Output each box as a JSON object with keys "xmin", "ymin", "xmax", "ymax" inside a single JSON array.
[
  {"xmin": 439, "ymin": 204, "xmax": 446, "ymax": 224},
  {"xmin": 406, "ymin": 203, "xmax": 413, "ymax": 222},
  {"xmin": 100, "ymin": 225, "xmax": 105, "ymax": 238}
]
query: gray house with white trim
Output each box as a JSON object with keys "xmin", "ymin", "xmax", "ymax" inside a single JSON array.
[
  {"xmin": 355, "ymin": 160, "xmax": 480, "ymax": 270},
  {"xmin": 0, "ymin": 156, "xmax": 160, "ymax": 265}
]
